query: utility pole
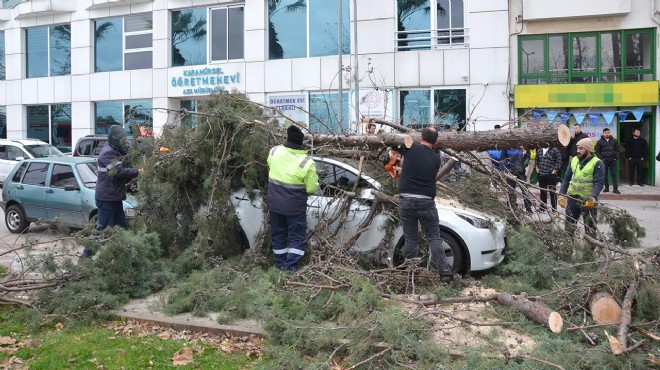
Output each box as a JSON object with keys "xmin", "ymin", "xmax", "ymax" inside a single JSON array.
[
  {"xmin": 338, "ymin": 0, "xmax": 343, "ymax": 132},
  {"xmin": 353, "ymin": 0, "xmax": 360, "ymax": 133}
]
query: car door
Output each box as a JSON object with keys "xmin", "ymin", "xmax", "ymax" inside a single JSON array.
[
  {"xmin": 0, "ymin": 145, "xmax": 27, "ymax": 183},
  {"xmin": 308, "ymin": 160, "xmax": 372, "ymax": 237},
  {"xmin": 45, "ymin": 163, "xmax": 87, "ymax": 227},
  {"xmin": 11, "ymin": 162, "xmax": 50, "ymax": 220}
]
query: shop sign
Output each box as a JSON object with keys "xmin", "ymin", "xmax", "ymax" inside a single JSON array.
[
  {"xmin": 267, "ymin": 94, "xmax": 308, "ymax": 125},
  {"xmin": 168, "ymin": 65, "xmax": 242, "ymax": 96}
]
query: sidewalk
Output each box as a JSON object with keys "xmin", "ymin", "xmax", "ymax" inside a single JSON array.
[{"xmin": 596, "ymin": 184, "xmax": 660, "ymax": 201}]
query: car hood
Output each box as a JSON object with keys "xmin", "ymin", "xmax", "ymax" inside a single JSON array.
[{"xmin": 435, "ymin": 197, "xmax": 497, "ymax": 220}]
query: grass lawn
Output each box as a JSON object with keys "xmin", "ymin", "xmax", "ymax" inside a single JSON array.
[{"xmin": 0, "ymin": 307, "xmax": 257, "ymax": 369}]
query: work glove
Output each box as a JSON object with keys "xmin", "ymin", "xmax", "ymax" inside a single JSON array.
[
  {"xmin": 583, "ymin": 195, "xmax": 598, "ymax": 209},
  {"xmin": 558, "ymin": 197, "xmax": 566, "ymax": 208}
]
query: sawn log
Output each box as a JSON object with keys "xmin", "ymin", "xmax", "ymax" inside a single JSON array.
[
  {"xmin": 590, "ymin": 292, "xmax": 622, "ymax": 325},
  {"xmin": 496, "ymin": 293, "xmax": 564, "ymax": 333},
  {"xmin": 305, "ymin": 125, "xmax": 570, "ymax": 153}
]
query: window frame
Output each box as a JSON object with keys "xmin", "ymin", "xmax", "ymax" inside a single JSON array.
[
  {"xmin": 209, "ymin": 5, "xmax": 245, "ymax": 63},
  {"xmin": 25, "ymin": 24, "xmax": 71, "ymax": 78},
  {"xmin": 398, "ymin": 88, "xmax": 467, "ymax": 130},
  {"xmin": 519, "ymin": 29, "xmax": 656, "ymax": 84},
  {"xmin": 123, "ymin": 13, "xmax": 153, "ymax": 71},
  {"xmin": 396, "ymin": 0, "xmax": 468, "ymax": 51}
]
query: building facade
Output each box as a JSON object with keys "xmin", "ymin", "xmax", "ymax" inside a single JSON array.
[
  {"xmin": 511, "ymin": 0, "xmax": 660, "ymax": 185},
  {"xmin": 0, "ymin": 0, "xmax": 510, "ymax": 153}
]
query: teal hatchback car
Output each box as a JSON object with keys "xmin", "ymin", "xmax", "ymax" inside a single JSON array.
[{"xmin": 1, "ymin": 157, "xmax": 138, "ymax": 233}]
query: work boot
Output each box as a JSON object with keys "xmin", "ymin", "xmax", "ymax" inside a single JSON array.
[
  {"xmin": 438, "ymin": 274, "xmax": 453, "ymax": 285},
  {"xmin": 603, "ymin": 187, "xmax": 609, "ymax": 193},
  {"xmin": 613, "ymin": 188, "xmax": 621, "ymax": 194}
]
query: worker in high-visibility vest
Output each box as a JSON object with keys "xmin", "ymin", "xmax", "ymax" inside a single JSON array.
[
  {"xmin": 267, "ymin": 125, "xmax": 319, "ymax": 271},
  {"xmin": 558, "ymin": 137, "xmax": 605, "ymax": 238}
]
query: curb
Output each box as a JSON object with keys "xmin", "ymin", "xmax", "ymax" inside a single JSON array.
[{"xmin": 109, "ymin": 310, "xmax": 265, "ymax": 338}]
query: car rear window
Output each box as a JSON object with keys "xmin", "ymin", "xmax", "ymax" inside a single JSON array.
[
  {"xmin": 76, "ymin": 162, "xmax": 98, "ymax": 188},
  {"xmin": 22, "ymin": 162, "xmax": 49, "ymax": 186},
  {"xmin": 11, "ymin": 163, "xmax": 28, "ymax": 183},
  {"xmin": 24, "ymin": 144, "xmax": 64, "ymax": 158},
  {"xmin": 50, "ymin": 164, "xmax": 77, "ymax": 188}
]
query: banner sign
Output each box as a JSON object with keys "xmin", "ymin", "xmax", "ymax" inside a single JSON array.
[
  {"xmin": 168, "ymin": 65, "xmax": 243, "ymax": 97},
  {"xmin": 267, "ymin": 94, "xmax": 308, "ymax": 125}
]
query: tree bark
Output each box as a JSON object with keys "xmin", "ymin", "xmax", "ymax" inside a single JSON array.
[
  {"xmin": 590, "ymin": 292, "xmax": 622, "ymax": 325},
  {"xmin": 496, "ymin": 293, "xmax": 564, "ymax": 333},
  {"xmin": 306, "ymin": 126, "xmax": 570, "ymax": 153},
  {"xmin": 617, "ymin": 279, "xmax": 638, "ymax": 350}
]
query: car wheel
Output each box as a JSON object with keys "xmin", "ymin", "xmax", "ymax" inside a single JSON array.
[
  {"xmin": 89, "ymin": 214, "xmax": 99, "ymax": 230},
  {"xmin": 393, "ymin": 229, "xmax": 465, "ymax": 272},
  {"xmin": 5, "ymin": 205, "xmax": 30, "ymax": 234}
]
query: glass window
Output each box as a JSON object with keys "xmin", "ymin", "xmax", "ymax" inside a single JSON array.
[
  {"xmin": 76, "ymin": 162, "xmax": 98, "ymax": 188},
  {"xmin": 269, "ymin": 0, "xmax": 349, "ymax": 60},
  {"xmin": 400, "ymin": 90, "xmax": 430, "ymax": 127},
  {"xmin": 0, "ymin": 105, "xmax": 6, "ymax": 139},
  {"xmin": 601, "ymin": 32, "xmax": 621, "ymax": 74},
  {"xmin": 0, "ymin": 31, "xmax": 5, "ymax": 80},
  {"xmin": 548, "ymin": 35, "xmax": 568, "ymax": 76},
  {"xmin": 26, "ymin": 25, "xmax": 71, "ymax": 78},
  {"xmin": 6, "ymin": 146, "xmax": 24, "ymax": 160},
  {"xmin": 95, "ymin": 100, "xmax": 152, "ymax": 134},
  {"xmin": 572, "ymin": 35, "xmax": 596, "ymax": 73},
  {"xmin": 436, "ymin": 0, "xmax": 464, "ymax": 44},
  {"xmin": 434, "ymin": 89, "xmax": 466, "ymax": 130},
  {"xmin": 27, "ymin": 105, "xmax": 72, "ymax": 152},
  {"xmin": 1, "ymin": 0, "xmax": 21, "ymax": 9},
  {"xmin": 50, "ymin": 164, "xmax": 76, "ymax": 188},
  {"xmin": 180, "ymin": 100, "xmax": 198, "ymax": 129},
  {"xmin": 309, "ymin": 0, "xmax": 349, "ymax": 57},
  {"xmin": 26, "ymin": 27, "xmax": 48, "ymax": 78},
  {"xmin": 625, "ymin": 32, "xmax": 652, "ymax": 71},
  {"xmin": 23, "ymin": 162, "xmax": 49, "ymax": 187},
  {"xmin": 210, "ymin": 7, "xmax": 244, "ymax": 61},
  {"xmin": 125, "ymin": 51, "xmax": 152, "ymax": 70},
  {"xmin": 397, "ymin": 0, "xmax": 430, "ymax": 50},
  {"xmin": 172, "ymin": 8, "xmax": 207, "ymax": 67},
  {"xmin": 124, "ymin": 13, "xmax": 153, "ymax": 70},
  {"xmin": 95, "ymin": 18, "xmax": 123, "ymax": 72},
  {"xmin": 309, "ymin": 92, "xmax": 349, "ymax": 134},
  {"xmin": 50, "ymin": 25, "xmax": 71, "ymax": 76},
  {"xmin": 11, "ymin": 163, "xmax": 27, "ymax": 183},
  {"xmin": 397, "ymin": 0, "xmax": 465, "ymax": 50},
  {"xmin": 521, "ymin": 38, "xmax": 545, "ymax": 75},
  {"xmin": 269, "ymin": 0, "xmax": 307, "ymax": 59}
]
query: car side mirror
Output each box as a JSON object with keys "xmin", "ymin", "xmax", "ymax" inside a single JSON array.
[
  {"xmin": 64, "ymin": 184, "xmax": 80, "ymax": 191},
  {"xmin": 15, "ymin": 157, "xmax": 24, "ymax": 161}
]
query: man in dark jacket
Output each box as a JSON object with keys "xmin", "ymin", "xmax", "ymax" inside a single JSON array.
[
  {"xmin": 626, "ymin": 128, "xmax": 648, "ymax": 186},
  {"xmin": 595, "ymin": 128, "xmax": 620, "ymax": 194},
  {"xmin": 504, "ymin": 147, "xmax": 532, "ymax": 213},
  {"xmin": 567, "ymin": 123, "xmax": 588, "ymax": 158},
  {"xmin": 535, "ymin": 146, "xmax": 562, "ymax": 210},
  {"xmin": 96, "ymin": 125, "xmax": 141, "ymax": 230},
  {"xmin": 397, "ymin": 127, "xmax": 453, "ymax": 283}
]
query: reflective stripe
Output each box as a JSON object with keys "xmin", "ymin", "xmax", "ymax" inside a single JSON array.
[
  {"xmin": 269, "ymin": 146, "xmax": 278, "ymax": 156},
  {"xmin": 98, "ymin": 161, "xmax": 122, "ymax": 173},
  {"xmin": 299, "ymin": 156, "xmax": 312, "ymax": 169},
  {"xmin": 272, "ymin": 248, "xmax": 289, "ymax": 255},
  {"xmin": 287, "ymin": 248, "xmax": 305, "ymax": 256},
  {"xmin": 269, "ymin": 178, "xmax": 306, "ymax": 189}
]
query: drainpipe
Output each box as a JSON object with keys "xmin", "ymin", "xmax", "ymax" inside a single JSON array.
[
  {"xmin": 652, "ymin": 0, "xmax": 660, "ymax": 25},
  {"xmin": 353, "ymin": 0, "xmax": 360, "ymax": 133},
  {"xmin": 338, "ymin": 0, "xmax": 343, "ymax": 132}
]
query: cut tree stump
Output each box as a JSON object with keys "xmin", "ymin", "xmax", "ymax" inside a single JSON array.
[
  {"xmin": 590, "ymin": 292, "xmax": 622, "ymax": 325},
  {"xmin": 496, "ymin": 293, "xmax": 563, "ymax": 333}
]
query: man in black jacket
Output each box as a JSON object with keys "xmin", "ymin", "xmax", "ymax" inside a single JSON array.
[
  {"xmin": 626, "ymin": 128, "xmax": 648, "ymax": 186},
  {"xmin": 397, "ymin": 127, "xmax": 453, "ymax": 283},
  {"xmin": 595, "ymin": 128, "xmax": 620, "ymax": 194},
  {"xmin": 567, "ymin": 123, "xmax": 588, "ymax": 158}
]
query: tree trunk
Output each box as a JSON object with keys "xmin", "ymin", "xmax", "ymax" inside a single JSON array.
[
  {"xmin": 496, "ymin": 293, "xmax": 564, "ymax": 333},
  {"xmin": 617, "ymin": 280, "xmax": 638, "ymax": 350},
  {"xmin": 306, "ymin": 126, "xmax": 570, "ymax": 153},
  {"xmin": 590, "ymin": 292, "xmax": 622, "ymax": 325}
]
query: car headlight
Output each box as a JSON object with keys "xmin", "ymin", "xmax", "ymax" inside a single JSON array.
[
  {"xmin": 455, "ymin": 212, "xmax": 490, "ymax": 229},
  {"xmin": 125, "ymin": 208, "xmax": 137, "ymax": 218}
]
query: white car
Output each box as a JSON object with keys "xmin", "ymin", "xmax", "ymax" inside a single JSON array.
[
  {"xmin": 231, "ymin": 157, "xmax": 505, "ymax": 272},
  {"xmin": 0, "ymin": 139, "xmax": 65, "ymax": 185}
]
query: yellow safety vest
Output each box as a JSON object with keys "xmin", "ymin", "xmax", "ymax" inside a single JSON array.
[{"xmin": 567, "ymin": 155, "xmax": 599, "ymax": 197}]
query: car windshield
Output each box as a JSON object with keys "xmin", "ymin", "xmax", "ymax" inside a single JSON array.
[
  {"xmin": 76, "ymin": 162, "xmax": 98, "ymax": 188},
  {"xmin": 24, "ymin": 144, "xmax": 65, "ymax": 158}
]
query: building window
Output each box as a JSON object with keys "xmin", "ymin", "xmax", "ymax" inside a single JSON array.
[
  {"xmin": 309, "ymin": 92, "xmax": 349, "ymax": 134},
  {"xmin": 180, "ymin": 100, "xmax": 198, "ymax": 129},
  {"xmin": 1, "ymin": 0, "xmax": 21, "ymax": 9},
  {"xmin": 399, "ymin": 89, "xmax": 466, "ymax": 129},
  {"xmin": 94, "ymin": 100, "xmax": 152, "ymax": 135},
  {"xmin": 0, "ymin": 31, "xmax": 5, "ymax": 80},
  {"xmin": 172, "ymin": 6, "xmax": 244, "ymax": 67},
  {"xmin": 519, "ymin": 29, "xmax": 656, "ymax": 84},
  {"xmin": 269, "ymin": 0, "xmax": 350, "ymax": 60},
  {"xmin": 26, "ymin": 25, "xmax": 71, "ymax": 78},
  {"xmin": 26, "ymin": 104, "xmax": 72, "ymax": 152},
  {"xmin": 95, "ymin": 14, "xmax": 153, "ymax": 72},
  {"xmin": 396, "ymin": 0, "xmax": 466, "ymax": 51},
  {"xmin": 0, "ymin": 106, "xmax": 6, "ymax": 139}
]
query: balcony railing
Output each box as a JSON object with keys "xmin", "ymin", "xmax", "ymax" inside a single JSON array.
[{"xmin": 395, "ymin": 28, "xmax": 469, "ymax": 52}]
